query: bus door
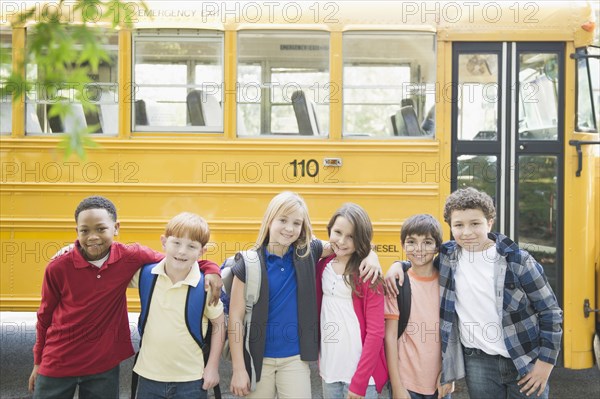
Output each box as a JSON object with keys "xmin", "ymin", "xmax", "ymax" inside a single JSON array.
[{"xmin": 451, "ymin": 42, "xmax": 565, "ymax": 305}]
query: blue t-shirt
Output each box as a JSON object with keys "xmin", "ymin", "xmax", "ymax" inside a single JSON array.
[{"xmin": 263, "ymin": 246, "xmax": 300, "ymax": 358}]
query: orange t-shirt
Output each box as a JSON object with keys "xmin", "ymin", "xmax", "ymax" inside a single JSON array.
[{"xmin": 384, "ymin": 269, "xmax": 441, "ymax": 395}]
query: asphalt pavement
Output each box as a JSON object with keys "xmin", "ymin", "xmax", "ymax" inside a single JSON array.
[{"xmin": 1, "ymin": 312, "xmax": 598, "ymax": 398}]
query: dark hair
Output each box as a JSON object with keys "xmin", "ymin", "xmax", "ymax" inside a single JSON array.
[
  {"xmin": 327, "ymin": 203, "xmax": 383, "ymax": 296},
  {"xmin": 74, "ymin": 196, "xmax": 117, "ymax": 222},
  {"xmin": 401, "ymin": 214, "xmax": 443, "ymax": 249},
  {"xmin": 443, "ymin": 187, "xmax": 496, "ymax": 225}
]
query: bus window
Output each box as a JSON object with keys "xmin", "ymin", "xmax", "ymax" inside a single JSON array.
[
  {"xmin": 343, "ymin": 32, "xmax": 436, "ymax": 138},
  {"xmin": 457, "ymin": 53, "xmax": 499, "ymax": 141},
  {"xmin": 0, "ymin": 29, "xmax": 11, "ymax": 135},
  {"xmin": 25, "ymin": 28, "xmax": 118, "ymax": 135},
  {"xmin": 518, "ymin": 53, "xmax": 559, "ymax": 141},
  {"xmin": 576, "ymin": 47, "xmax": 598, "ymax": 133},
  {"xmin": 237, "ymin": 31, "xmax": 329, "ymax": 137},
  {"xmin": 133, "ymin": 30, "xmax": 224, "ymax": 133}
]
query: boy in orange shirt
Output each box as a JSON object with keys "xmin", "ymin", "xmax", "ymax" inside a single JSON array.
[{"xmin": 384, "ymin": 214, "xmax": 453, "ymax": 399}]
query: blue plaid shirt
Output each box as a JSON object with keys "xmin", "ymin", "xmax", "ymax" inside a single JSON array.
[{"xmin": 439, "ymin": 233, "xmax": 563, "ymax": 384}]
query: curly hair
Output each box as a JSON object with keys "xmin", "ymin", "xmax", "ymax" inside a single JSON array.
[
  {"xmin": 443, "ymin": 187, "xmax": 496, "ymax": 225},
  {"xmin": 75, "ymin": 196, "xmax": 117, "ymax": 222}
]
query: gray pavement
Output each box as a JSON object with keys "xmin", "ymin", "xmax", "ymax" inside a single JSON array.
[{"xmin": 1, "ymin": 312, "xmax": 598, "ymax": 398}]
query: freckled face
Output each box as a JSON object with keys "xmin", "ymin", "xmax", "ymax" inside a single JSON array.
[
  {"xmin": 161, "ymin": 235, "xmax": 203, "ymax": 272},
  {"xmin": 76, "ymin": 209, "xmax": 119, "ymax": 261}
]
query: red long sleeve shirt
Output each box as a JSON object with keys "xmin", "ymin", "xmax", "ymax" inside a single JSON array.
[{"xmin": 33, "ymin": 241, "xmax": 219, "ymax": 377}]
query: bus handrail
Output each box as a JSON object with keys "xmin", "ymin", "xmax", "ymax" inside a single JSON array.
[{"xmin": 568, "ymin": 140, "xmax": 600, "ymax": 177}]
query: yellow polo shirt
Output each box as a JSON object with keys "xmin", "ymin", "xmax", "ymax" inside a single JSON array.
[{"xmin": 132, "ymin": 259, "xmax": 223, "ymax": 382}]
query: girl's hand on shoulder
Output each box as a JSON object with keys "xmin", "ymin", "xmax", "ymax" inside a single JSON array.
[
  {"xmin": 346, "ymin": 390, "xmax": 364, "ymax": 399},
  {"xmin": 359, "ymin": 250, "xmax": 382, "ymax": 283},
  {"xmin": 230, "ymin": 369, "xmax": 251, "ymax": 397},
  {"xmin": 384, "ymin": 261, "xmax": 405, "ymax": 297}
]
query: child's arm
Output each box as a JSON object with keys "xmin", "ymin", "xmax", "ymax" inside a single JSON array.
[
  {"xmin": 384, "ymin": 261, "xmax": 405, "ymax": 296},
  {"xmin": 319, "ymin": 239, "xmax": 382, "ymax": 283},
  {"xmin": 228, "ymin": 276, "xmax": 251, "ymax": 397},
  {"xmin": 348, "ymin": 284, "xmax": 385, "ymax": 397},
  {"xmin": 515, "ymin": 254, "xmax": 563, "ymax": 397},
  {"xmin": 385, "ymin": 319, "xmax": 410, "ymax": 399},
  {"xmin": 30, "ymin": 265, "xmax": 61, "ymax": 392},
  {"xmin": 436, "ymin": 372, "xmax": 454, "ymax": 399},
  {"xmin": 203, "ymin": 312, "xmax": 226, "ymax": 390}
]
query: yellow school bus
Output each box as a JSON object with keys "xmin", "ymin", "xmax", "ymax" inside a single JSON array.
[{"xmin": 1, "ymin": 1, "xmax": 599, "ymax": 369}]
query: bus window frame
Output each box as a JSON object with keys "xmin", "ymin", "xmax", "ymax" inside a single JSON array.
[
  {"xmin": 131, "ymin": 29, "xmax": 225, "ymax": 134},
  {"xmin": 575, "ymin": 47, "xmax": 598, "ymax": 134}
]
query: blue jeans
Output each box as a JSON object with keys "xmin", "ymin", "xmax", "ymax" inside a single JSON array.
[
  {"xmin": 135, "ymin": 376, "xmax": 207, "ymax": 399},
  {"xmin": 463, "ymin": 347, "xmax": 549, "ymax": 399},
  {"xmin": 33, "ymin": 364, "xmax": 119, "ymax": 399},
  {"xmin": 322, "ymin": 380, "xmax": 378, "ymax": 399}
]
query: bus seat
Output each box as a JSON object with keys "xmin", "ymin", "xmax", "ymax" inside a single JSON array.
[
  {"xmin": 291, "ymin": 90, "xmax": 320, "ymax": 135},
  {"xmin": 99, "ymin": 91, "xmax": 118, "ymax": 134},
  {"xmin": 48, "ymin": 102, "xmax": 88, "ymax": 133},
  {"xmin": 187, "ymin": 90, "xmax": 223, "ymax": 127},
  {"xmin": 394, "ymin": 106, "xmax": 423, "ymax": 136},
  {"xmin": 26, "ymin": 103, "xmax": 43, "ymax": 133},
  {"xmin": 134, "ymin": 99, "xmax": 148, "ymax": 126},
  {"xmin": 421, "ymin": 106, "xmax": 435, "ymax": 134}
]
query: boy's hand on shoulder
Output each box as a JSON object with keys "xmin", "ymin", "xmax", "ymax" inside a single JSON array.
[
  {"xmin": 205, "ymin": 274, "xmax": 223, "ymax": 306},
  {"xmin": 385, "ymin": 261, "xmax": 405, "ymax": 297},
  {"xmin": 202, "ymin": 365, "xmax": 219, "ymax": 390},
  {"xmin": 518, "ymin": 359, "xmax": 554, "ymax": 397}
]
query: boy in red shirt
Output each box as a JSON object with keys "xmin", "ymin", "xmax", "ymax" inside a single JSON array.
[{"xmin": 28, "ymin": 196, "xmax": 221, "ymax": 399}]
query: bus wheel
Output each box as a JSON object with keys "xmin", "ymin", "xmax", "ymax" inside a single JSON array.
[{"xmin": 594, "ymin": 333, "xmax": 600, "ymax": 371}]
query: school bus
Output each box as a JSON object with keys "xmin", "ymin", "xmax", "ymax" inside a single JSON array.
[{"xmin": 1, "ymin": 1, "xmax": 599, "ymax": 369}]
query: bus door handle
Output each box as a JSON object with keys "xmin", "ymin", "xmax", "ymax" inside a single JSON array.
[{"xmin": 323, "ymin": 158, "xmax": 342, "ymax": 167}]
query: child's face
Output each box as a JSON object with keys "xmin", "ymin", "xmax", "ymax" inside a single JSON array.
[
  {"xmin": 161, "ymin": 235, "xmax": 204, "ymax": 272},
  {"xmin": 268, "ymin": 209, "xmax": 303, "ymax": 248},
  {"xmin": 329, "ymin": 216, "xmax": 356, "ymax": 260},
  {"xmin": 450, "ymin": 208, "xmax": 494, "ymax": 252},
  {"xmin": 403, "ymin": 234, "xmax": 437, "ymax": 267},
  {"xmin": 76, "ymin": 209, "xmax": 119, "ymax": 261}
]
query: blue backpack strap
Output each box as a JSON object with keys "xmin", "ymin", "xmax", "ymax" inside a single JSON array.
[
  {"xmin": 138, "ymin": 263, "xmax": 160, "ymax": 338},
  {"xmin": 184, "ymin": 271, "xmax": 207, "ymax": 351}
]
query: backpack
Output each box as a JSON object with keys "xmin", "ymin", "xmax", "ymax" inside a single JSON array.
[
  {"xmin": 131, "ymin": 262, "xmax": 220, "ymax": 399},
  {"xmin": 396, "ymin": 261, "xmax": 412, "ymax": 338},
  {"xmin": 220, "ymin": 250, "xmax": 262, "ymax": 392}
]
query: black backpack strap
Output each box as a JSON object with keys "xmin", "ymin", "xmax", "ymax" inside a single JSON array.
[{"xmin": 397, "ymin": 261, "xmax": 412, "ymax": 338}]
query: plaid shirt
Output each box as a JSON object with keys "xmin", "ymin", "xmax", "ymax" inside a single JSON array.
[{"xmin": 439, "ymin": 232, "xmax": 563, "ymax": 384}]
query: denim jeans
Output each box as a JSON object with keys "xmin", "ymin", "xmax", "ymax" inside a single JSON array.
[
  {"xmin": 463, "ymin": 347, "xmax": 549, "ymax": 399},
  {"xmin": 33, "ymin": 364, "xmax": 119, "ymax": 399},
  {"xmin": 135, "ymin": 376, "xmax": 207, "ymax": 399},
  {"xmin": 322, "ymin": 380, "xmax": 378, "ymax": 399}
]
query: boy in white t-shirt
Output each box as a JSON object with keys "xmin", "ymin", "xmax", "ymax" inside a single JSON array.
[{"xmin": 385, "ymin": 214, "xmax": 453, "ymax": 399}]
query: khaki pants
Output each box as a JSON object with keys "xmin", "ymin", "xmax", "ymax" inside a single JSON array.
[{"xmin": 248, "ymin": 355, "xmax": 311, "ymax": 399}]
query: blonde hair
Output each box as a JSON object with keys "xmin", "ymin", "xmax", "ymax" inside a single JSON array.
[
  {"xmin": 255, "ymin": 191, "xmax": 312, "ymax": 256},
  {"xmin": 164, "ymin": 212, "xmax": 210, "ymax": 246}
]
